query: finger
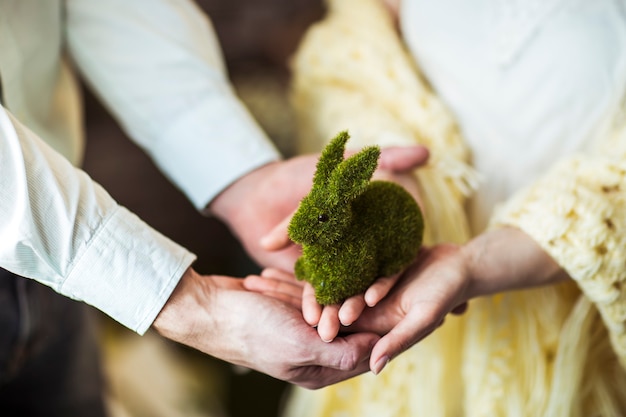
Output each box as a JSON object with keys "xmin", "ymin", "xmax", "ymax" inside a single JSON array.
[
  {"xmin": 256, "ymin": 290, "xmax": 302, "ymax": 309},
  {"xmin": 243, "ymin": 275, "xmax": 303, "ymax": 300},
  {"xmin": 364, "ymin": 272, "xmax": 402, "ymax": 307},
  {"xmin": 260, "ymin": 213, "xmax": 294, "ymax": 251},
  {"xmin": 369, "ymin": 308, "xmax": 442, "ymax": 374},
  {"xmin": 302, "ymin": 283, "xmax": 322, "ymax": 326},
  {"xmin": 210, "ymin": 275, "xmax": 246, "ymax": 290},
  {"xmin": 317, "ymin": 304, "xmax": 341, "ymax": 343},
  {"xmin": 260, "ymin": 246, "xmax": 301, "ymax": 273},
  {"xmin": 338, "ymin": 294, "xmax": 367, "ymax": 326},
  {"xmin": 345, "ymin": 145, "xmax": 428, "ymax": 173},
  {"xmin": 261, "ymin": 268, "xmax": 302, "ymax": 285},
  {"xmin": 294, "ymin": 332, "xmax": 379, "ymax": 389},
  {"xmin": 313, "ymin": 331, "xmax": 378, "ymax": 371},
  {"xmin": 378, "ymin": 145, "xmax": 429, "ymax": 172}
]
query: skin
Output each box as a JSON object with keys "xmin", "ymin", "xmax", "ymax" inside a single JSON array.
[
  {"xmin": 152, "ymin": 144, "xmax": 430, "ymax": 388},
  {"xmin": 243, "ymin": 0, "xmax": 572, "ymax": 375},
  {"xmin": 214, "ymin": 145, "xmax": 428, "ymax": 272},
  {"xmin": 247, "ymin": 227, "xmax": 570, "ymax": 374},
  {"xmin": 152, "ymin": 268, "xmax": 378, "ymax": 389},
  {"xmin": 356, "ymin": 227, "xmax": 570, "ymax": 374},
  {"xmin": 258, "ymin": 149, "xmax": 425, "ymax": 342}
]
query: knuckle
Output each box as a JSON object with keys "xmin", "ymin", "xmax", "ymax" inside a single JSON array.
[{"xmin": 338, "ymin": 350, "xmax": 359, "ymax": 371}]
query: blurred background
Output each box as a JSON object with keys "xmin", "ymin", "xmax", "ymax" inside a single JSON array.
[{"xmin": 80, "ymin": 1, "xmax": 324, "ymax": 416}]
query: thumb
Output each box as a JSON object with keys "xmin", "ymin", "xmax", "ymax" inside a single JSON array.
[
  {"xmin": 317, "ymin": 332, "xmax": 380, "ymax": 371},
  {"xmin": 369, "ymin": 309, "xmax": 442, "ymax": 375},
  {"xmin": 260, "ymin": 212, "xmax": 294, "ymax": 250},
  {"xmin": 378, "ymin": 145, "xmax": 430, "ymax": 172},
  {"xmin": 296, "ymin": 331, "xmax": 380, "ymax": 389}
]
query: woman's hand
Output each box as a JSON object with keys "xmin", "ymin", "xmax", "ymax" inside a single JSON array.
[
  {"xmin": 353, "ymin": 227, "xmax": 570, "ymax": 374},
  {"xmin": 353, "ymin": 244, "xmax": 471, "ymax": 374}
]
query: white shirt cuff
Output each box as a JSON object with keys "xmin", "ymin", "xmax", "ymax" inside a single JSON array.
[{"xmin": 61, "ymin": 205, "xmax": 196, "ymax": 334}]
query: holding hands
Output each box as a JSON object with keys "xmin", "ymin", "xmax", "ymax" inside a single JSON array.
[
  {"xmin": 191, "ymin": 134, "xmax": 569, "ymax": 383},
  {"xmin": 244, "ymin": 244, "xmax": 471, "ymax": 375},
  {"xmin": 253, "ymin": 134, "xmax": 426, "ymax": 344},
  {"xmin": 246, "ymin": 224, "xmax": 570, "ymax": 375},
  {"xmin": 155, "ymin": 141, "xmax": 430, "ymax": 389},
  {"xmin": 153, "ymin": 267, "xmax": 380, "ymax": 389}
]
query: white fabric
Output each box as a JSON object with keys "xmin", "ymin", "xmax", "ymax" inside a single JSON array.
[
  {"xmin": 0, "ymin": 0, "xmax": 281, "ymax": 333},
  {"xmin": 401, "ymin": 0, "xmax": 626, "ymax": 233}
]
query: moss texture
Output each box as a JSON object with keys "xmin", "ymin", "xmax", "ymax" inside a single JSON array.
[{"xmin": 288, "ymin": 131, "xmax": 424, "ymax": 305}]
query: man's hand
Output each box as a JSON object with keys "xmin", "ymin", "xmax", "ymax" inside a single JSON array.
[
  {"xmin": 209, "ymin": 145, "xmax": 429, "ymax": 272},
  {"xmin": 209, "ymin": 156, "xmax": 315, "ymax": 272},
  {"xmin": 153, "ymin": 268, "xmax": 380, "ymax": 389}
]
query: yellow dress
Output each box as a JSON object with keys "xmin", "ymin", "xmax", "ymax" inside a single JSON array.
[{"xmin": 282, "ymin": 0, "xmax": 626, "ymax": 415}]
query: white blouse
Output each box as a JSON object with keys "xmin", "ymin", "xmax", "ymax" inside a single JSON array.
[{"xmin": 401, "ymin": 0, "xmax": 626, "ymax": 232}]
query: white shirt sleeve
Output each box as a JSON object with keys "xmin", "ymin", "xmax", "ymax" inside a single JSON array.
[
  {"xmin": 0, "ymin": 106, "xmax": 196, "ymax": 334},
  {"xmin": 65, "ymin": 0, "xmax": 282, "ymax": 210}
]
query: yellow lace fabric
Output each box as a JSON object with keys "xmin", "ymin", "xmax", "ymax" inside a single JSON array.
[{"xmin": 282, "ymin": 0, "xmax": 626, "ymax": 416}]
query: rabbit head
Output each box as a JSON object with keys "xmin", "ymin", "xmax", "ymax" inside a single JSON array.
[{"xmin": 288, "ymin": 131, "xmax": 380, "ymax": 247}]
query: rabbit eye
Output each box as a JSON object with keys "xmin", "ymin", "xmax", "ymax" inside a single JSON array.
[{"xmin": 318, "ymin": 214, "xmax": 329, "ymax": 223}]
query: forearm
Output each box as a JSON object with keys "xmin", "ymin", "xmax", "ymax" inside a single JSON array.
[
  {"xmin": 462, "ymin": 227, "xmax": 570, "ymax": 300},
  {"xmin": 0, "ymin": 105, "xmax": 195, "ymax": 333},
  {"xmin": 66, "ymin": 0, "xmax": 281, "ymax": 210},
  {"xmin": 152, "ymin": 268, "xmax": 214, "ymax": 345},
  {"xmin": 152, "ymin": 268, "xmax": 260, "ymax": 367}
]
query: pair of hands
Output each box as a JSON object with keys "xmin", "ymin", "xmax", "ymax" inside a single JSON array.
[
  {"xmin": 236, "ymin": 156, "xmax": 571, "ymax": 374},
  {"xmin": 245, "ymin": 227, "xmax": 570, "ymax": 375},
  {"xmin": 244, "ymin": 243, "xmax": 471, "ymax": 375},
  {"xmin": 154, "ymin": 142, "xmax": 570, "ymax": 386},
  {"xmin": 153, "ymin": 144, "xmax": 430, "ymax": 388}
]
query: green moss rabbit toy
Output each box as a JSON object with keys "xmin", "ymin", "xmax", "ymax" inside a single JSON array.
[{"xmin": 288, "ymin": 131, "xmax": 424, "ymax": 305}]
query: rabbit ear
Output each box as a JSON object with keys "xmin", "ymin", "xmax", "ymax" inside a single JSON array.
[
  {"xmin": 313, "ymin": 131, "xmax": 349, "ymax": 187},
  {"xmin": 328, "ymin": 145, "xmax": 380, "ymax": 204}
]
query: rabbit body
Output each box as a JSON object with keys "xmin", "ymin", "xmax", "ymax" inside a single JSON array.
[{"xmin": 289, "ymin": 131, "xmax": 423, "ymax": 305}]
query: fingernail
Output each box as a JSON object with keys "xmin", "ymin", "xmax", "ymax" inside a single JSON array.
[
  {"xmin": 373, "ymin": 356, "xmax": 390, "ymax": 375},
  {"xmin": 339, "ymin": 319, "xmax": 353, "ymax": 327}
]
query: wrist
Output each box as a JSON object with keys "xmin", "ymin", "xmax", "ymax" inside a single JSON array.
[
  {"xmin": 461, "ymin": 227, "xmax": 570, "ymax": 299},
  {"xmin": 152, "ymin": 267, "xmax": 215, "ymax": 344},
  {"xmin": 209, "ymin": 162, "xmax": 278, "ymax": 226}
]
